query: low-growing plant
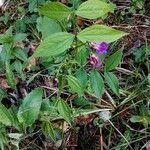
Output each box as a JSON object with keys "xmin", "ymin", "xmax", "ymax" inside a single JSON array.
[{"xmin": 3, "ymin": 0, "xmax": 148, "ymax": 149}]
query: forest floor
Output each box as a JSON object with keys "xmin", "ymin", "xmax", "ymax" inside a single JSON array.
[{"xmin": 0, "ymin": 0, "xmax": 150, "ymax": 150}]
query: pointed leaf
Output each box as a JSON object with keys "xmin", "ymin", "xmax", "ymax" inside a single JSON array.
[
  {"xmin": 90, "ymin": 70, "xmax": 104, "ymax": 98},
  {"xmin": 0, "ymin": 104, "xmax": 14, "ymax": 126},
  {"xmin": 0, "ymin": 27, "xmax": 13, "ymax": 44},
  {"xmin": 5, "ymin": 61, "xmax": 16, "ymax": 89},
  {"xmin": 105, "ymin": 49, "xmax": 123, "ymax": 71},
  {"xmin": 77, "ymin": 25, "xmax": 127, "ymax": 43},
  {"xmin": 42, "ymin": 121, "xmax": 56, "ymax": 142},
  {"xmin": 33, "ymin": 32, "xmax": 74, "ymax": 57},
  {"xmin": 17, "ymin": 88, "xmax": 43, "ymax": 125},
  {"xmin": 75, "ymin": 45, "xmax": 88, "ymax": 66},
  {"xmin": 75, "ymin": 0, "xmax": 115, "ymax": 19},
  {"xmin": 36, "ymin": 17, "xmax": 62, "ymax": 39},
  {"xmin": 104, "ymin": 72, "xmax": 119, "ymax": 95},
  {"xmin": 57, "ymin": 99, "xmax": 72, "ymax": 125},
  {"xmin": 76, "ymin": 68, "xmax": 88, "ymax": 89},
  {"xmin": 67, "ymin": 75, "xmax": 83, "ymax": 95},
  {"xmin": 38, "ymin": 2, "xmax": 71, "ymax": 20},
  {"xmin": 0, "ymin": 89, "xmax": 7, "ymax": 101},
  {"xmin": 14, "ymin": 33, "xmax": 27, "ymax": 42},
  {"xmin": 130, "ymin": 116, "xmax": 150, "ymax": 127}
]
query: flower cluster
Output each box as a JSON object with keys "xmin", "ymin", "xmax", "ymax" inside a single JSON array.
[
  {"xmin": 88, "ymin": 42, "xmax": 109, "ymax": 68},
  {"xmin": 88, "ymin": 54, "xmax": 101, "ymax": 68},
  {"xmin": 91, "ymin": 42, "xmax": 109, "ymax": 54}
]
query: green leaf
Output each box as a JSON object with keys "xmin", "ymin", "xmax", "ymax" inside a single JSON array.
[
  {"xmin": 74, "ymin": 97, "xmax": 93, "ymax": 106},
  {"xmin": 0, "ymin": 44, "xmax": 11, "ymax": 62},
  {"xmin": 33, "ymin": 32, "xmax": 74, "ymax": 57},
  {"xmin": 104, "ymin": 72, "xmax": 119, "ymax": 95},
  {"xmin": 75, "ymin": 45, "xmax": 88, "ymax": 66},
  {"xmin": 130, "ymin": 116, "xmax": 142, "ymax": 123},
  {"xmin": 0, "ymin": 89, "xmax": 7, "ymax": 101},
  {"xmin": 28, "ymin": 0, "xmax": 38, "ymax": 13},
  {"xmin": 28, "ymin": 0, "xmax": 46, "ymax": 13},
  {"xmin": 38, "ymin": 2, "xmax": 71, "ymax": 20},
  {"xmin": 0, "ymin": 27, "xmax": 13, "ymax": 44},
  {"xmin": 5, "ymin": 61, "xmax": 16, "ymax": 89},
  {"xmin": 105, "ymin": 49, "xmax": 123, "ymax": 71},
  {"xmin": 0, "ymin": 104, "xmax": 14, "ymax": 126},
  {"xmin": 14, "ymin": 48, "xmax": 28, "ymax": 62},
  {"xmin": 36, "ymin": 17, "xmax": 62, "ymax": 39},
  {"xmin": 17, "ymin": 88, "xmax": 43, "ymax": 126},
  {"xmin": 70, "ymin": 0, "xmax": 82, "ymax": 9},
  {"xmin": 76, "ymin": 68, "xmax": 88, "ymax": 89},
  {"xmin": 75, "ymin": 0, "xmax": 115, "ymax": 19},
  {"xmin": 77, "ymin": 25, "xmax": 127, "ymax": 43},
  {"xmin": 13, "ymin": 60, "xmax": 23, "ymax": 75},
  {"xmin": 132, "ymin": 45, "xmax": 150, "ymax": 62},
  {"xmin": 67, "ymin": 75, "xmax": 83, "ymax": 95},
  {"xmin": 13, "ymin": 33, "xmax": 27, "ymax": 42},
  {"xmin": 90, "ymin": 70, "xmax": 104, "ymax": 98},
  {"xmin": 42, "ymin": 121, "xmax": 56, "ymax": 142},
  {"xmin": 130, "ymin": 116, "xmax": 150, "ymax": 127},
  {"xmin": 41, "ymin": 100, "xmax": 58, "ymax": 113},
  {"xmin": 13, "ymin": 60, "xmax": 26, "ymax": 80},
  {"xmin": 57, "ymin": 99, "xmax": 72, "ymax": 125},
  {"xmin": 15, "ymin": 19, "xmax": 26, "ymax": 33}
]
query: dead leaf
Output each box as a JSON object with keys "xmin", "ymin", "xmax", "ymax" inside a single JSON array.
[
  {"xmin": 53, "ymin": 121, "xmax": 70, "ymax": 133},
  {"xmin": 77, "ymin": 16, "xmax": 84, "ymax": 27},
  {"xmin": 0, "ymin": 76, "xmax": 19, "ymax": 89},
  {"xmin": 13, "ymin": 42, "xmax": 25, "ymax": 49},
  {"xmin": 94, "ymin": 19, "xmax": 104, "ymax": 25},
  {"xmin": 26, "ymin": 57, "xmax": 37, "ymax": 72},
  {"xmin": 75, "ymin": 114, "xmax": 96, "ymax": 126},
  {"xmin": 0, "ymin": 77, "xmax": 10, "ymax": 89},
  {"xmin": 63, "ymin": 121, "xmax": 70, "ymax": 133}
]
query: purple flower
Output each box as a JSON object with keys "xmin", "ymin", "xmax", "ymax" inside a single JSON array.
[
  {"xmin": 88, "ymin": 54, "xmax": 101, "ymax": 68},
  {"xmin": 91, "ymin": 42, "xmax": 109, "ymax": 54}
]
